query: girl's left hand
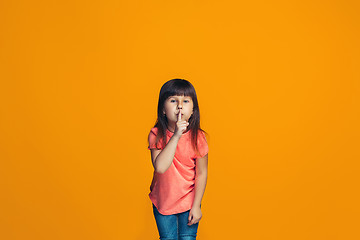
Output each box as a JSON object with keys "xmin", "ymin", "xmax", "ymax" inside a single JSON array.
[{"xmin": 188, "ymin": 206, "xmax": 202, "ymax": 226}]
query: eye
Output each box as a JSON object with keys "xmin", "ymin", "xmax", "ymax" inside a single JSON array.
[{"xmin": 169, "ymin": 99, "xmax": 191, "ymax": 103}]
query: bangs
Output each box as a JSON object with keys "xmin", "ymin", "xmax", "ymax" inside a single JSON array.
[{"xmin": 165, "ymin": 86, "xmax": 194, "ymax": 99}]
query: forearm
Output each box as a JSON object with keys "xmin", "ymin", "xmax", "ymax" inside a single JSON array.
[
  {"xmin": 154, "ymin": 134, "xmax": 181, "ymax": 174},
  {"xmin": 192, "ymin": 173, "xmax": 208, "ymax": 208}
]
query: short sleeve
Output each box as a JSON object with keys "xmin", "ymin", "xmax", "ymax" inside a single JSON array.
[
  {"xmin": 148, "ymin": 128, "xmax": 162, "ymax": 150},
  {"xmin": 197, "ymin": 131, "xmax": 208, "ymax": 158}
]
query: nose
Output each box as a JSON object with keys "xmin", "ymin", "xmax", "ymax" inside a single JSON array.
[{"xmin": 177, "ymin": 105, "xmax": 182, "ymax": 114}]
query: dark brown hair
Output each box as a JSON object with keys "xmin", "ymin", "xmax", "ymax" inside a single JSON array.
[{"xmin": 150, "ymin": 78, "xmax": 207, "ymax": 158}]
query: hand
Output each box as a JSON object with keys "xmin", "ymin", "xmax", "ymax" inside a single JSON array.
[
  {"xmin": 188, "ymin": 206, "xmax": 202, "ymax": 226},
  {"xmin": 174, "ymin": 109, "xmax": 189, "ymax": 137}
]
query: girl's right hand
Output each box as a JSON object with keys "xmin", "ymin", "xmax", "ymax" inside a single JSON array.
[{"xmin": 174, "ymin": 109, "xmax": 189, "ymax": 137}]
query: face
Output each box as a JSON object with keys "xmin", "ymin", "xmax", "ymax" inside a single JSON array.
[{"xmin": 163, "ymin": 95, "xmax": 194, "ymax": 123}]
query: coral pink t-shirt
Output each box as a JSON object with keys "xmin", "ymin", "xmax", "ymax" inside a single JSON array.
[{"xmin": 147, "ymin": 127, "xmax": 208, "ymax": 215}]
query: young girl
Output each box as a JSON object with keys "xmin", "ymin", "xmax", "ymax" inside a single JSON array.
[{"xmin": 147, "ymin": 79, "xmax": 209, "ymax": 240}]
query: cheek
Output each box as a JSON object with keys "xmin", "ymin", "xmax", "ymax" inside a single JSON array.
[
  {"xmin": 189, "ymin": 105, "xmax": 194, "ymax": 111},
  {"xmin": 164, "ymin": 105, "xmax": 175, "ymax": 112}
]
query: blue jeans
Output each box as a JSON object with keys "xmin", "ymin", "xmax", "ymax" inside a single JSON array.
[{"xmin": 152, "ymin": 203, "xmax": 200, "ymax": 240}]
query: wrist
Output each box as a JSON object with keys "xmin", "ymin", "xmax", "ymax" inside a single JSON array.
[
  {"xmin": 172, "ymin": 133, "xmax": 182, "ymax": 140},
  {"xmin": 192, "ymin": 204, "xmax": 201, "ymax": 209}
]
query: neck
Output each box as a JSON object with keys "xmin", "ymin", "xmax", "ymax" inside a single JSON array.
[{"xmin": 166, "ymin": 123, "xmax": 176, "ymax": 133}]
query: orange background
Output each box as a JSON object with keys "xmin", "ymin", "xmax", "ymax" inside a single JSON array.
[{"xmin": 1, "ymin": 1, "xmax": 359, "ymax": 239}]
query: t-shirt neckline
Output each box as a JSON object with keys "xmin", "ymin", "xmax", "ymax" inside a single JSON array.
[{"xmin": 166, "ymin": 128, "xmax": 191, "ymax": 136}]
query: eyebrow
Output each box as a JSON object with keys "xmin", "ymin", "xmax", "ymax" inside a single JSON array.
[
  {"xmin": 169, "ymin": 96, "xmax": 191, "ymax": 99},
  {"xmin": 168, "ymin": 97, "xmax": 192, "ymax": 101}
]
